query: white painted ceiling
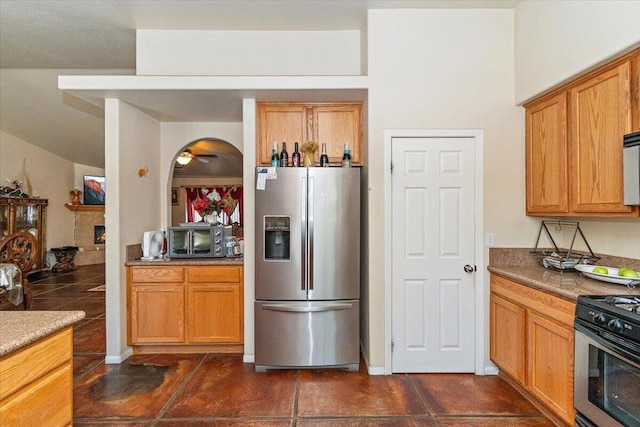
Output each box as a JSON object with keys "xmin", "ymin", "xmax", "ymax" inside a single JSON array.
[{"xmin": 0, "ymin": 0, "xmax": 520, "ymax": 171}]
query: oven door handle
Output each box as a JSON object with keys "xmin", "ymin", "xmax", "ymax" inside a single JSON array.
[{"xmin": 575, "ymin": 321, "xmax": 640, "ymax": 366}]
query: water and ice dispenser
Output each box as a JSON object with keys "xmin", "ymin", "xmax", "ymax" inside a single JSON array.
[{"xmin": 263, "ymin": 216, "xmax": 290, "ymax": 260}]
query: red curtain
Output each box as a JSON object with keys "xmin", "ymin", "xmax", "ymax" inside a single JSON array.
[{"xmin": 184, "ymin": 186, "xmax": 243, "ymax": 225}]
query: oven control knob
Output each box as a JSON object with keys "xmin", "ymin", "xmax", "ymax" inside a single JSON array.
[
  {"xmin": 593, "ymin": 313, "xmax": 607, "ymax": 326},
  {"xmin": 607, "ymin": 319, "xmax": 623, "ymax": 333}
]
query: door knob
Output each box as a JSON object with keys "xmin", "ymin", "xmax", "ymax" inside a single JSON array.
[{"xmin": 464, "ymin": 265, "xmax": 474, "ymax": 273}]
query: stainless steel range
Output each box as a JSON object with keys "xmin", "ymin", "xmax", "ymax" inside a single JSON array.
[{"xmin": 574, "ymin": 295, "xmax": 640, "ymax": 427}]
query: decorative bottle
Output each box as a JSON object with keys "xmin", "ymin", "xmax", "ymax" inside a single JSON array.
[
  {"xmin": 292, "ymin": 142, "xmax": 301, "ymax": 167},
  {"xmin": 270, "ymin": 142, "xmax": 279, "ymax": 167},
  {"xmin": 320, "ymin": 143, "xmax": 329, "ymax": 167},
  {"xmin": 280, "ymin": 142, "xmax": 289, "ymax": 167},
  {"xmin": 341, "ymin": 141, "xmax": 352, "ymax": 168}
]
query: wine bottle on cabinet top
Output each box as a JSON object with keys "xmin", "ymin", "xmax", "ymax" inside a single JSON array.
[
  {"xmin": 280, "ymin": 142, "xmax": 289, "ymax": 167},
  {"xmin": 270, "ymin": 142, "xmax": 279, "ymax": 167},
  {"xmin": 320, "ymin": 143, "xmax": 329, "ymax": 167},
  {"xmin": 341, "ymin": 141, "xmax": 352, "ymax": 167},
  {"xmin": 292, "ymin": 142, "xmax": 301, "ymax": 167}
]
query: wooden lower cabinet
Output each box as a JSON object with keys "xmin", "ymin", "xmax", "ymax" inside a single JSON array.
[
  {"xmin": 490, "ymin": 274, "xmax": 576, "ymax": 426},
  {"xmin": 187, "ymin": 266, "xmax": 243, "ymax": 343},
  {"xmin": 527, "ymin": 311, "xmax": 575, "ymax": 422},
  {"xmin": 130, "ymin": 284, "xmax": 185, "ymax": 343},
  {"xmin": 0, "ymin": 327, "xmax": 73, "ymax": 427},
  {"xmin": 128, "ymin": 265, "xmax": 243, "ymax": 347},
  {"xmin": 490, "ymin": 294, "xmax": 526, "ymax": 384}
]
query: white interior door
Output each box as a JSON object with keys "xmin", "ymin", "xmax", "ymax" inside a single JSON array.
[{"xmin": 391, "ymin": 136, "xmax": 476, "ymax": 373}]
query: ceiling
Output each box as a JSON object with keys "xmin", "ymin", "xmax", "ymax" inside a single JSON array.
[{"xmin": 0, "ymin": 0, "xmax": 521, "ymax": 173}]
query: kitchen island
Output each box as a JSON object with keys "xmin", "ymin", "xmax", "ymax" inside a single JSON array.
[
  {"xmin": 125, "ymin": 255, "xmax": 244, "ymax": 354},
  {"xmin": 488, "ymin": 248, "xmax": 640, "ymax": 426},
  {"xmin": 0, "ymin": 310, "xmax": 85, "ymax": 427}
]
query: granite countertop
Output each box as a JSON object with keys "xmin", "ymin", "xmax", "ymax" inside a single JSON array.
[
  {"xmin": 0, "ymin": 311, "xmax": 85, "ymax": 357},
  {"xmin": 125, "ymin": 257, "xmax": 244, "ymax": 267},
  {"xmin": 489, "ymin": 248, "xmax": 640, "ymax": 301}
]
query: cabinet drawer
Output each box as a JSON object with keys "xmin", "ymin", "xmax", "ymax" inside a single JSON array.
[
  {"xmin": 188, "ymin": 266, "xmax": 241, "ymax": 283},
  {"xmin": 0, "ymin": 327, "xmax": 72, "ymax": 400},
  {"xmin": 0, "ymin": 362, "xmax": 72, "ymax": 427},
  {"xmin": 131, "ymin": 267, "xmax": 184, "ymax": 283},
  {"xmin": 490, "ymin": 274, "xmax": 575, "ymax": 327}
]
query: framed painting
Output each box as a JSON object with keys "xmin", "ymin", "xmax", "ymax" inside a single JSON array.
[
  {"xmin": 171, "ymin": 187, "xmax": 179, "ymax": 205},
  {"xmin": 83, "ymin": 175, "xmax": 106, "ymax": 205}
]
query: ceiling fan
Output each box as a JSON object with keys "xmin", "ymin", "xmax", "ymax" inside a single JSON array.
[{"xmin": 175, "ymin": 149, "xmax": 218, "ymax": 166}]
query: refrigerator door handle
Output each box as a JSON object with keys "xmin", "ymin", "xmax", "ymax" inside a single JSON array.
[
  {"xmin": 260, "ymin": 303, "xmax": 353, "ymax": 313},
  {"xmin": 301, "ymin": 176, "xmax": 307, "ymax": 291},
  {"xmin": 308, "ymin": 176, "xmax": 314, "ymax": 290}
]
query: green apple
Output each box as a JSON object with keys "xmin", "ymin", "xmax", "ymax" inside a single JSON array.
[
  {"xmin": 592, "ymin": 267, "xmax": 609, "ymax": 275},
  {"xmin": 619, "ymin": 268, "xmax": 639, "ymax": 278}
]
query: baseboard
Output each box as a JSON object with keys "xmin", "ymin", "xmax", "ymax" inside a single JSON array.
[
  {"xmin": 484, "ymin": 364, "xmax": 499, "ymax": 375},
  {"xmin": 104, "ymin": 347, "xmax": 133, "ymax": 364},
  {"xmin": 360, "ymin": 340, "xmax": 386, "ymax": 375},
  {"xmin": 243, "ymin": 354, "xmax": 255, "ymax": 363}
]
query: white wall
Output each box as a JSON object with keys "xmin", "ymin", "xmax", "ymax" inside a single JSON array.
[
  {"xmin": 515, "ymin": 0, "xmax": 640, "ymax": 104},
  {"xmin": 0, "ymin": 130, "xmax": 75, "ymax": 250},
  {"xmin": 515, "ymin": 0, "xmax": 640, "ymax": 259},
  {"xmin": 137, "ymin": 30, "xmax": 361, "ymax": 76},
  {"xmin": 367, "ymin": 9, "xmax": 530, "ymax": 370},
  {"xmin": 104, "ymin": 99, "xmax": 161, "ymax": 363}
]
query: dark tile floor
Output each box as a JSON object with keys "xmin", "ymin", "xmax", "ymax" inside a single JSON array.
[{"xmin": 2, "ymin": 265, "xmax": 554, "ymax": 426}]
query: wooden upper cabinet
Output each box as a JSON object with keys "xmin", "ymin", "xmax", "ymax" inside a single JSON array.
[
  {"xmin": 257, "ymin": 104, "xmax": 309, "ymax": 166},
  {"xmin": 526, "ymin": 93, "xmax": 568, "ymax": 214},
  {"xmin": 570, "ymin": 62, "xmax": 633, "ymax": 214},
  {"xmin": 524, "ymin": 48, "xmax": 639, "ymax": 217},
  {"xmin": 257, "ymin": 102, "xmax": 362, "ymax": 167},
  {"xmin": 313, "ymin": 104, "xmax": 362, "ymax": 166}
]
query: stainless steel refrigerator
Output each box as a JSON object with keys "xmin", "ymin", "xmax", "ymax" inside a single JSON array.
[{"xmin": 255, "ymin": 167, "xmax": 360, "ymax": 372}]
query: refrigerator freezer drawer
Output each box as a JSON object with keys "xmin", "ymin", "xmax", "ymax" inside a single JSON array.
[{"xmin": 255, "ymin": 300, "xmax": 359, "ymax": 372}]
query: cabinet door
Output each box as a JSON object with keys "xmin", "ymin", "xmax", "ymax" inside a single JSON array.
[
  {"xmin": 130, "ymin": 284, "xmax": 185, "ymax": 343},
  {"xmin": 313, "ymin": 104, "xmax": 362, "ymax": 166},
  {"xmin": 490, "ymin": 294, "xmax": 526, "ymax": 384},
  {"xmin": 526, "ymin": 93, "xmax": 568, "ymax": 215},
  {"xmin": 257, "ymin": 104, "xmax": 310, "ymax": 166},
  {"xmin": 527, "ymin": 311, "xmax": 575, "ymax": 424},
  {"xmin": 187, "ymin": 283, "xmax": 241, "ymax": 343},
  {"xmin": 570, "ymin": 62, "xmax": 635, "ymax": 215}
]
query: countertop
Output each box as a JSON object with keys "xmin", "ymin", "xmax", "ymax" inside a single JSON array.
[
  {"xmin": 0, "ymin": 310, "xmax": 85, "ymax": 357},
  {"xmin": 125, "ymin": 257, "xmax": 243, "ymax": 267},
  {"xmin": 488, "ymin": 247, "xmax": 640, "ymax": 301},
  {"xmin": 488, "ymin": 265, "xmax": 640, "ymax": 301}
]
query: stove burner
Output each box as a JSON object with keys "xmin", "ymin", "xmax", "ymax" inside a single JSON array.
[{"xmin": 604, "ymin": 296, "xmax": 640, "ymax": 314}]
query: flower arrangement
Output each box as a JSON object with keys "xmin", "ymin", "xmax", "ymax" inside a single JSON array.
[
  {"xmin": 193, "ymin": 188, "xmax": 226, "ymax": 217},
  {"xmin": 299, "ymin": 141, "xmax": 319, "ymax": 167},
  {"xmin": 300, "ymin": 141, "xmax": 318, "ymax": 155}
]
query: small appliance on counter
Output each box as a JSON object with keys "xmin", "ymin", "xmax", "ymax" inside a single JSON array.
[
  {"xmin": 167, "ymin": 225, "xmax": 224, "ymax": 258},
  {"xmin": 141, "ymin": 231, "xmax": 164, "ymax": 260}
]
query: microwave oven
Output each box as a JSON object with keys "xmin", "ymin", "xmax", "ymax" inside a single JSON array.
[
  {"xmin": 623, "ymin": 131, "xmax": 640, "ymax": 205},
  {"xmin": 167, "ymin": 225, "xmax": 225, "ymax": 258}
]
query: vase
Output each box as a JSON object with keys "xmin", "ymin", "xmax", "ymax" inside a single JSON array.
[
  {"xmin": 205, "ymin": 213, "xmax": 218, "ymax": 224},
  {"xmin": 303, "ymin": 152, "xmax": 314, "ymax": 167}
]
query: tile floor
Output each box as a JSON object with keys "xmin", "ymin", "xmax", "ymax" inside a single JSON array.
[{"xmin": 1, "ymin": 265, "xmax": 554, "ymax": 426}]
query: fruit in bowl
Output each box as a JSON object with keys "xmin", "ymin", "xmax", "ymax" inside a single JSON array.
[
  {"xmin": 618, "ymin": 267, "xmax": 639, "ymax": 278},
  {"xmin": 592, "ymin": 266, "xmax": 609, "ymax": 275}
]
